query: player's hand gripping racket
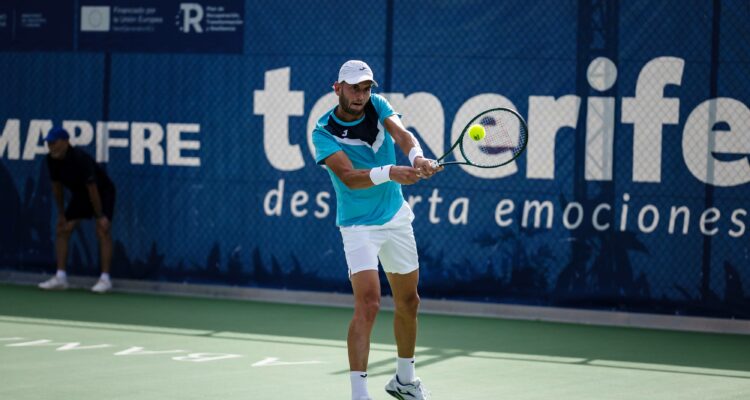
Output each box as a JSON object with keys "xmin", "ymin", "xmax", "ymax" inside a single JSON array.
[{"xmin": 431, "ymin": 108, "xmax": 528, "ymax": 169}]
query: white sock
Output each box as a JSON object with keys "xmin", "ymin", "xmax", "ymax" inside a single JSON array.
[
  {"xmin": 56, "ymin": 270, "xmax": 67, "ymax": 279},
  {"xmin": 100, "ymin": 273, "xmax": 110, "ymax": 281},
  {"xmin": 350, "ymin": 371, "xmax": 369, "ymax": 399},
  {"xmin": 397, "ymin": 357, "xmax": 415, "ymax": 384}
]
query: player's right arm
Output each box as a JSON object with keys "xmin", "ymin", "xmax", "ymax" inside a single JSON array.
[{"xmin": 323, "ymin": 150, "xmax": 421, "ymax": 189}]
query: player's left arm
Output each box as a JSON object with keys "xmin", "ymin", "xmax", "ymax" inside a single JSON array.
[{"xmin": 384, "ymin": 115, "xmax": 442, "ymax": 178}]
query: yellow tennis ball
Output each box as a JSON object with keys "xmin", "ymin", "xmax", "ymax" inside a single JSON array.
[{"xmin": 468, "ymin": 124, "xmax": 485, "ymax": 141}]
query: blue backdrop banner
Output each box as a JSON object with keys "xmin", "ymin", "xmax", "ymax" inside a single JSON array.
[
  {"xmin": 0, "ymin": 0, "xmax": 74, "ymax": 51},
  {"xmin": 1, "ymin": 0, "xmax": 748, "ymax": 319},
  {"xmin": 78, "ymin": 0, "xmax": 245, "ymax": 54}
]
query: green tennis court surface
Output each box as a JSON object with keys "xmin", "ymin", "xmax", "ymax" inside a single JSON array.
[{"xmin": 1, "ymin": 284, "xmax": 749, "ymax": 399}]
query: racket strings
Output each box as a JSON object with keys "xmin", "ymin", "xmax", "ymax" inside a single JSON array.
[{"xmin": 460, "ymin": 110, "xmax": 527, "ymax": 167}]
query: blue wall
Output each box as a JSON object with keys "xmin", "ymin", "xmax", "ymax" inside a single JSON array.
[{"xmin": 1, "ymin": 0, "xmax": 749, "ymax": 318}]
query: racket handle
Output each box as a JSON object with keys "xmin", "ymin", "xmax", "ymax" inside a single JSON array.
[{"xmin": 430, "ymin": 160, "xmax": 439, "ymax": 169}]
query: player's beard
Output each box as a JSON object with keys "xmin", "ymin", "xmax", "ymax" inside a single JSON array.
[{"xmin": 339, "ymin": 95, "xmax": 365, "ymax": 119}]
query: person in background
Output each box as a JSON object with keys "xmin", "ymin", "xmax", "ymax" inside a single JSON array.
[{"xmin": 38, "ymin": 127, "xmax": 116, "ymax": 294}]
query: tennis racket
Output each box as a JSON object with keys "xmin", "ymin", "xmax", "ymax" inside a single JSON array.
[{"xmin": 432, "ymin": 108, "xmax": 528, "ymax": 168}]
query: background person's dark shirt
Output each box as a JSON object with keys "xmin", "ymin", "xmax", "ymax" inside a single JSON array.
[{"xmin": 46, "ymin": 146, "xmax": 115, "ymax": 196}]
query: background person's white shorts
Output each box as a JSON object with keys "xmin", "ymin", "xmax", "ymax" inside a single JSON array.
[{"xmin": 339, "ymin": 202, "xmax": 419, "ymax": 277}]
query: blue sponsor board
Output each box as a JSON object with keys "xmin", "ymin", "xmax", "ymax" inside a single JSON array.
[
  {"xmin": 78, "ymin": 0, "xmax": 244, "ymax": 53},
  {"xmin": 0, "ymin": 6, "xmax": 10, "ymax": 48},
  {"xmin": 0, "ymin": 0, "xmax": 748, "ymax": 319},
  {"xmin": 0, "ymin": 0, "xmax": 74, "ymax": 51}
]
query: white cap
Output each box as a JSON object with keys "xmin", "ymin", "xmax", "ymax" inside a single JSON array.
[{"xmin": 337, "ymin": 60, "xmax": 378, "ymax": 87}]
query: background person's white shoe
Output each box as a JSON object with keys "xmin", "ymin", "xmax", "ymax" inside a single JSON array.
[
  {"xmin": 38, "ymin": 276, "xmax": 68, "ymax": 290},
  {"xmin": 91, "ymin": 279, "xmax": 112, "ymax": 293},
  {"xmin": 385, "ymin": 375, "xmax": 430, "ymax": 400}
]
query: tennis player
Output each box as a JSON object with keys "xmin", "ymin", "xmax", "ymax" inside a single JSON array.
[{"xmin": 312, "ymin": 60, "xmax": 440, "ymax": 400}]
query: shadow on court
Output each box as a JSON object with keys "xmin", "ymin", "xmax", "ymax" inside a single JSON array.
[{"xmin": 2, "ymin": 283, "xmax": 749, "ymax": 379}]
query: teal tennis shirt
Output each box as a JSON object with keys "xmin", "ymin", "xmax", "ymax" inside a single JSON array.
[{"xmin": 312, "ymin": 93, "xmax": 404, "ymax": 227}]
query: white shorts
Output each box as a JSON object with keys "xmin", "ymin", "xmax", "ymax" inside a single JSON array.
[{"xmin": 339, "ymin": 202, "xmax": 419, "ymax": 277}]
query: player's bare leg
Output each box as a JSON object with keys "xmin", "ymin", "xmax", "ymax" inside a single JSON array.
[
  {"xmin": 386, "ymin": 269, "xmax": 420, "ymax": 358},
  {"xmin": 385, "ymin": 269, "xmax": 429, "ymax": 399},
  {"xmin": 348, "ymin": 269, "xmax": 381, "ymax": 371}
]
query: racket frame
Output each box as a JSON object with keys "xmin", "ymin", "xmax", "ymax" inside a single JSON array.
[{"xmin": 435, "ymin": 107, "xmax": 528, "ymax": 168}]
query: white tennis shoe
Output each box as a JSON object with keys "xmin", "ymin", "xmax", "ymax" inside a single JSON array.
[
  {"xmin": 385, "ymin": 375, "xmax": 430, "ymax": 400},
  {"xmin": 91, "ymin": 278, "xmax": 112, "ymax": 294},
  {"xmin": 38, "ymin": 276, "xmax": 69, "ymax": 290}
]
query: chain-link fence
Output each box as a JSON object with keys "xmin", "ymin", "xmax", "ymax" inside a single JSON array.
[{"xmin": 1, "ymin": 0, "xmax": 748, "ymax": 318}]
